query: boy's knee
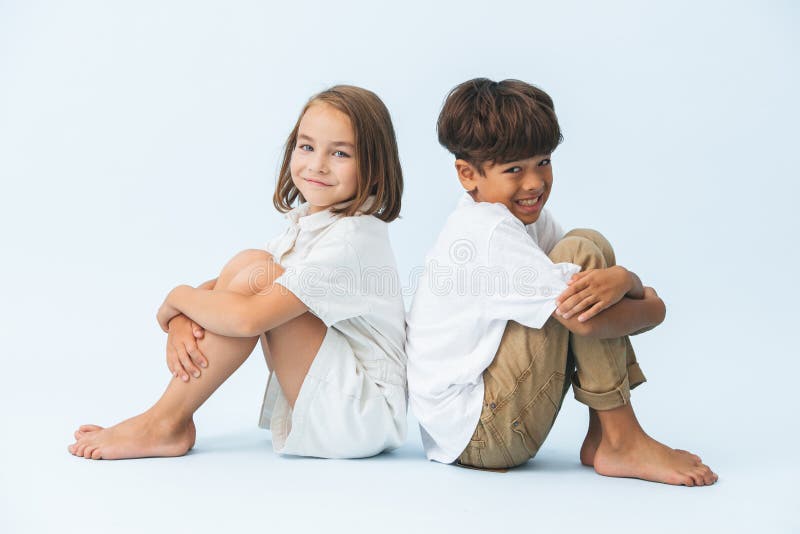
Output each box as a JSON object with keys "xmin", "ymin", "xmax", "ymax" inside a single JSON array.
[
  {"xmin": 557, "ymin": 229, "xmax": 616, "ymax": 268},
  {"xmin": 549, "ymin": 234, "xmax": 607, "ymax": 271}
]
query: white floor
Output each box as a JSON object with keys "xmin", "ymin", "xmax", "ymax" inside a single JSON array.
[{"xmin": 1, "ymin": 295, "xmax": 796, "ymax": 534}]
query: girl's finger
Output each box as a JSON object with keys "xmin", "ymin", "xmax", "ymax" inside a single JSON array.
[
  {"xmin": 186, "ymin": 341, "xmax": 208, "ymax": 369},
  {"xmin": 166, "ymin": 346, "xmax": 180, "ymax": 378},
  {"xmin": 191, "ymin": 322, "xmax": 205, "ymax": 339},
  {"xmin": 178, "ymin": 345, "xmax": 200, "ymax": 380}
]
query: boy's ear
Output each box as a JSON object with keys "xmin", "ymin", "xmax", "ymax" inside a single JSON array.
[{"xmin": 455, "ymin": 159, "xmax": 479, "ymax": 192}]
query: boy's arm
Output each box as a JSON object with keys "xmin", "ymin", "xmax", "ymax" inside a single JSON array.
[
  {"xmin": 557, "ymin": 266, "xmax": 645, "ymax": 322},
  {"xmin": 553, "ymin": 286, "xmax": 665, "ymax": 339},
  {"xmin": 161, "ymin": 284, "xmax": 308, "ymax": 337}
]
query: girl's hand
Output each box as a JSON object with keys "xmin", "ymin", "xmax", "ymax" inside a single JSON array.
[
  {"xmin": 166, "ymin": 314, "xmax": 207, "ymax": 382},
  {"xmin": 556, "ymin": 265, "xmax": 632, "ymax": 322},
  {"xmin": 157, "ymin": 299, "xmax": 181, "ymax": 333}
]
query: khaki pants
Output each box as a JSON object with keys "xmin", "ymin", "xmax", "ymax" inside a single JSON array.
[{"xmin": 457, "ymin": 229, "xmax": 647, "ymax": 470}]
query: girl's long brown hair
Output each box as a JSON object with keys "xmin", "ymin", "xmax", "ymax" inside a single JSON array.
[{"xmin": 273, "ymin": 85, "xmax": 403, "ymax": 222}]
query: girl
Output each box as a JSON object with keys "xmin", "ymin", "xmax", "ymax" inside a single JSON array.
[{"xmin": 68, "ymin": 85, "xmax": 407, "ymax": 460}]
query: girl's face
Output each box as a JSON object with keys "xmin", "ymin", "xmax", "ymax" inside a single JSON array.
[{"xmin": 290, "ymin": 102, "xmax": 359, "ymax": 215}]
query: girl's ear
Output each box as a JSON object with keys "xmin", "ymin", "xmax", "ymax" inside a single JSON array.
[{"xmin": 455, "ymin": 159, "xmax": 478, "ymax": 192}]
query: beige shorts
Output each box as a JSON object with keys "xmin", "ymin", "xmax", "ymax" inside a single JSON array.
[{"xmin": 258, "ymin": 326, "xmax": 406, "ymax": 459}]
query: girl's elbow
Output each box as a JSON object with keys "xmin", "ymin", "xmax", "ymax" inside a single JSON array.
[{"xmin": 239, "ymin": 319, "xmax": 264, "ymax": 338}]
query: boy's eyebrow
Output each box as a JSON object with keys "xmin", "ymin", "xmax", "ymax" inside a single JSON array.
[{"xmin": 297, "ymin": 133, "xmax": 355, "ymax": 149}]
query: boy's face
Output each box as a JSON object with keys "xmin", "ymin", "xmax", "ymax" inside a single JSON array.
[{"xmin": 456, "ymin": 154, "xmax": 553, "ymax": 225}]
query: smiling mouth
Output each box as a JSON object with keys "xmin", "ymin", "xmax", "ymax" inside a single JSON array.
[
  {"xmin": 304, "ymin": 177, "xmax": 331, "ymax": 187},
  {"xmin": 514, "ymin": 195, "xmax": 542, "ymax": 208}
]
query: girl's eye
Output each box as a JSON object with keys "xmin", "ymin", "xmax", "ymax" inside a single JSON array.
[
  {"xmin": 298, "ymin": 144, "xmax": 313, "ymax": 151},
  {"xmin": 333, "ymin": 150, "xmax": 350, "ymax": 158},
  {"xmin": 538, "ymin": 158, "xmax": 551, "ymax": 166},
  {"xmin": 505, "ymin": 166, "xmax": 522, "ymax": 173}
]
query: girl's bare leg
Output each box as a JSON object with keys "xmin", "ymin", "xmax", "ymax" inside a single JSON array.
[{"xmin": 68, "ymin": 250, "xmax": 277, "ymax": 460}]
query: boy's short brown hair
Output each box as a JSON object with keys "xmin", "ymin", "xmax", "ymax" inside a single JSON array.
[
  {"xmin": 274, "ymin": 85, "xmax": 403, "ymax": 222},
  {"xmin": 437, "ymin": 78, "xmax": 563, "ymax": 173}
]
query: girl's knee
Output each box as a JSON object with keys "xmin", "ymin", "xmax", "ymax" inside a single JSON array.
[{"xmin": 220, "ymin": 249, "xmax": 280, "ymax": 293}]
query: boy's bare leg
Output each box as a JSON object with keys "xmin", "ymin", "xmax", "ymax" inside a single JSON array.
[
  {"xmin": 68, "ymin": 251, "xmax": 275, "ymax": 460},
  {"xmin": 580, "ymin": 408, "xmax": 602, "ymax": 467},
  {"xmin": 580, "ymin": 407, "xmax": 701, "ymax": 469},
  {"xmin": 554, "ymin": 230, "xmax": 717, "ymax": 485}
]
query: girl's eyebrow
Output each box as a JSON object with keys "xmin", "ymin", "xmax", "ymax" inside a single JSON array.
[{"xmin": 298, "ymin": 133, "xmax": 354, "ymax": 149}]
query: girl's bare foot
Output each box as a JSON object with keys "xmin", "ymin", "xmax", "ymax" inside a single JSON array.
[
  {"xmin": 68, "ymin": 412, "xmax": 196, "ymax": 460},
  {"xmin": 593, "ymin": 432, "xmax": 718, "ymax": 486}
]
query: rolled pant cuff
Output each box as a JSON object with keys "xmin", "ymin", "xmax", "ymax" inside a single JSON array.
[
  {"xmin": 627, "ymin": 362, "xmax": 647, "ymax": 390},
  {"xmin": 571, "ymin": 374, "xmax": 631, "ymax": 411}
]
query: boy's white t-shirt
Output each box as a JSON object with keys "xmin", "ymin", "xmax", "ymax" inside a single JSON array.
[{"xmin": 405, "ymin": 193, "xmax": 580, "ymax": 463}]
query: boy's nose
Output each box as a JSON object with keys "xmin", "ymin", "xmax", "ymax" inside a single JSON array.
[{"xmin": 522, "ymin": 175, "xmax": 544, "ymax": 192}]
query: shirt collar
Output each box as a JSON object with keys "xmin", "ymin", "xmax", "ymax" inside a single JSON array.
[
  {"xmin": 458, "ymin": 191, "xmax": 475, "ymax": 208},
  {"xmin": 286, "ymin": 195, "xmax": 377, "ymax": 232}
]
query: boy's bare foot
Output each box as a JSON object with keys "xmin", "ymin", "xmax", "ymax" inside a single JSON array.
[
  {"xmin": 68, "ymin": 412, "xmax": 196, "ymax": 460},
  {"xmin": 593, "ymin": 432, "xmax": 718, "ymax": 486},
  {"xmin": 578, "ymin": 409, "xmax": 704, "ymax": 468}
]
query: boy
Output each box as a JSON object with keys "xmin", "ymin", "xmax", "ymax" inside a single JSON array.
[{"xmin": 405, "ymin": 78, "xmax": 717, "ymax": 485}]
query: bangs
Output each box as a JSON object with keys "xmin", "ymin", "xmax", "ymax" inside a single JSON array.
[{"xmin": 439, "ymin": 78, "xmax": 563, "ymax": 169}]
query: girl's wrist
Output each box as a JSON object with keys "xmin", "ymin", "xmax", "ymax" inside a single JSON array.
[{"xmin": 168, "ymin": 285, "xmax": 191, "ymax": 306}]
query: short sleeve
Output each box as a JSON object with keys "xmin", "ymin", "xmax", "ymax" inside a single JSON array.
[
  {"xmin": 529, "ymin": 209, "xmax": 565, "ymax": 254},
  {"xmin": 486, "ymin": 218, "xmax": 580, "ymax": 329},
  {"xmin": 272, "ymin": 234, "xmax": 368, "ymax": 327}
]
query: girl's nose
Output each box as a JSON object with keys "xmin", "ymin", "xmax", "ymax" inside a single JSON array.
[{"xmin": 308, "ymin": 154, "xmax": 328, "ymax": 174}]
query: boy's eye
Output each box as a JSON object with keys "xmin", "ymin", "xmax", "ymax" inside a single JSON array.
[
  {"xmin": 504, "ymin": 166, "xmax": 522, "ymax": 173},
  {"xmin": 333, "ymin": 150, "xmax": 350, "ymax": 158},
  {"xmin": 538, "ymin": 158, "xmax": 551, "ymax": 166},
  {"xmin": 298, "ymin": 144, "xmax": 313, "ymax": 151}
]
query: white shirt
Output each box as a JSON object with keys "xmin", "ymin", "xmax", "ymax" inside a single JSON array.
[
  {"xmin": 405, "ymin": 193, "xmax": 580, "ymax": 463},
  {"xmin": 265, "ymin": 196, "xmax": 407, "ymax": 389}
]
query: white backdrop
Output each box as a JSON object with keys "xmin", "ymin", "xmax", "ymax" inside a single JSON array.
[{"xmin": 1, "ymin": 1, "xmax": 798, "ymax": 533}]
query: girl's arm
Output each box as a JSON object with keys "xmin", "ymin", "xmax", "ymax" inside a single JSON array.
[
  {"xmin": 161, "ymin": 284, "xmax": 308, "ymax": 338},
  {"xmin": 167, "ymin": 278, "xmax": 217, "ymax": 326}
]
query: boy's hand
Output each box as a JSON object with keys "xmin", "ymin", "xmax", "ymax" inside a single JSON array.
[
  {"xmin": 556, "ymin": 265, "xmax": 632, "ymax": 322},
  {"xmin": 166, "ymin": 314, "xmax": 207, "ymax": 382}
]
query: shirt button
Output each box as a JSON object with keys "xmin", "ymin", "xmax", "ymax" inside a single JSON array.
[
  {"xmin": 489, "ymin": 402, "xmax": 496, "ymax": 410},
  {"xmin": 512, "ymin": 421, "xmax": 519, "ymax": 427}
]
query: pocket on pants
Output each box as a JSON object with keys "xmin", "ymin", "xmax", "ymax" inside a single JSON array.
[
  {"xmin": 510, "ymin": 371, "xmax": 565, "ymax": 459},
  {"xmin": 458, "ymin": 424, "xmax": 487, "ymax": 468}
]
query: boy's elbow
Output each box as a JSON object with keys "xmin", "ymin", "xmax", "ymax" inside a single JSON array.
[
  {"xmin": 556, "ymin": 314, "xmax": 596, "ymax": 337},
  {"xmin": 573, "ymin": 320, "xmax": 597, "ymax": 338}
]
